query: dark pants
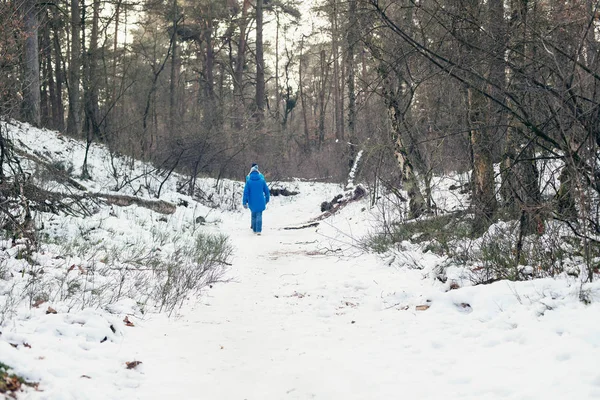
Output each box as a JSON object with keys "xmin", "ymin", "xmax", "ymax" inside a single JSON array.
[{"xmin": 251, "ymin": 211, "xmax": 263, "ymax": 233}]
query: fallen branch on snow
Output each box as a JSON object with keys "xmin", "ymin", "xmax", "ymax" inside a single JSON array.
[{"xmin": 283, "ymin": 222, "xmax": 319, "ymax": 230}]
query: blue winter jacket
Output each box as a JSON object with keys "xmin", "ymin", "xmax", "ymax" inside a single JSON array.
[{"xmin": 243, "ymin": 171, "xmax": 270, "ymax": 212}]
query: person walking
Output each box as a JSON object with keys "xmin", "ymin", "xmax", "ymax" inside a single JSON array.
[{"xmin": 243, "ymin": 163, "xmax": 270, "ymax": 235}]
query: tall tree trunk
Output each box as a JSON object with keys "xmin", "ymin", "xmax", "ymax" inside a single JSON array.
[
  {"xmin": 363, "ymin": 6, "xmax": 426, "ymax": 219},
  {"xmin": 67, "ymin": 0, "xmax": 82, "ymax": 137},
  {"xmin": 469, "ymin": 87, "xmax": 497, "ymax": 232},
  {"xmin": 205, "ymin": 16, "xmax": 215, "ymax": 103},
  {"xmin": 502, "ymin": 0, "xmax": 543, "ymax": 235},
  {"xmin": 234, "ymin": 0, "xmax": 251, "ymax": 129},
  {"xmin": 169, "ymin": 0, "xmax": 179, "ymax": 126},
  {"xmin": 299, "ymin": 36, "xmax": 309, "ymax": 149},
  {"xmin": 255, "ymin": 0, "xmax": 265, "ymax": 124},
  {"xmin": 111, "ymin": 0, "xmax": 121, "ymax": 104},
  {"xmin": 346, "ymin": 0, "xmax": 358, "ymax": 169},
  {"xmin": 467, "ymin": 0, "xmax": 498, "ymax": 233},
  {"xmin": 52, "ymin": 18, "xmax": 65, "ymax": 132},
  {"xmin": 203, "ymin": 7, "xmax": 219, "ymax": 129},
  {"xmin": 330, "ymin": 0, "xmax": 343, "ymax": 140},
  {"xmin": 317, "ymin": 49, "xmax": 329, "ymax": 148},
  {"xmin": 40, "ymin": 13, "xmax": 51, "ymax": 127},
  {"xmin": 86, "ymin": 0, "xmax": 100, "ymax": 137},
  {"xmin": 81, "ymin": 0, "xmax": 101, "ymax": 179},
  {"xmin": 275, "ymin": 12, "xmax": 281, "ymax": 127},
  {"xmin": 387, "ymin": 94, "xmax": 426, "ymax": 219},
  {"xmin": 23, "ymin": 0, "xmax": 41, "ymax": 127}
]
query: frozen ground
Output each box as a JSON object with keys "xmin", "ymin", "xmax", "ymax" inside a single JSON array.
[{"xmin": 1, "ymin": 121, "xmax": 599, "ymax": 399}]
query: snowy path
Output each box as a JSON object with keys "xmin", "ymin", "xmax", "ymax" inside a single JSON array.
[{"xmin": 126, "ymin": 193, "xmax": 600, "ymax": 400}]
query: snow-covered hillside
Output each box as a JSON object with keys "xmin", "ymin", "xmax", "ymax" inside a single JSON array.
[{"xmin": 1, "ymin": 121, "xmax": 600, "ymax": 399}]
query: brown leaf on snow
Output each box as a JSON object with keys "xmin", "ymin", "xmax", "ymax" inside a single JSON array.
[
  {"xmin": 23, "ymin": 343, "xmax": 31, "ymax": 349},
  {"xmin": 125, "ymin": 361, "xmax": 142, "ymax": 370},
  {"xmin": 46, "ymin": 307, "xmax": 57, "ymax": 314},
  {"xmin": 415, "ymin": 305, "xmax": 430, "ymax": 311},
  {"xmin": 67, "ymin": 264, "xmax": 76, "ymax": 272},
  {"xmin": 33, "ymin": 299, "xmax": 46, "ymax": 308},
  {"xmin": 123, "ymin": 316, "xmax": 134, "ymax": 327}
]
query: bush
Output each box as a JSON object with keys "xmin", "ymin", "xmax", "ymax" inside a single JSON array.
[
  {"xmin": 0, "ymin": 224, "xmax": 233, "ymax": 319},
  {"xmin": 364, "ymin": 212, "xmax": 472, "ymax": 256},
  {"xmin": 154, "ymin": 233, "xmax": 232, "ymax": 314},
  {"xmin": 468, "ymin": 220, "xmax": 588, "ymax": 284},
  {"xmin": 364, "ymin": 202, "xmax": 595, "ymax": 285}
]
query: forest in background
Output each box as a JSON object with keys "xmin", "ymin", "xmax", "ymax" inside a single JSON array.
[{"xmin": 1, "ymin": 0, "xmax": 600, "ymax": 282}]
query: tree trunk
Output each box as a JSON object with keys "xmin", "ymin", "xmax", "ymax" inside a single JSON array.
[
  {"xmin": 203, "ymin": 11, "xmax": 219, "ymax": 129},
  {"xmin": 467, "ymin": 0, "xmax": 498, "ymax": 233},
  {"xmin": 469, "ymin": 87, "xmax": 497, "ymax": 232},
  {"xmin": 299, "ymin": 36, "xmax": 309, "ymax": 149},
  {"xmin": 86, "ymin": 0, "xmax": 100, "ymax": 138},
  {"xmin": 255, "ymin": 0, "xmax": 265, "ymax": 124},
  {"xmin": 501, "ymin": 0, "xmax": 543, "ymax": 235},
  {"xmin": 234, "ymin": 0, "xmax": 251, "ymax": 129},
  {"xmin": 346, "ymin": 0, "xmax": 358, "ymax": 170},
  {"xmin": 331, "ymin": 0, "xmax": 343, "ymax": 140},
  {"xmin": 388, "ymin": 98, "xmax": 426, "ymax": 219},
  {"xmin": 555, "ymin": 160, "xmax": 577, "ymax": 221},
  {"xmin": 67, "ymin": 0, "xmax": 82, "ymax": 137},
  {"xmin": 52, "ymin": 17, "xmax": 65, "ymax": 132},
  {"xmin": 275, "ymin": 12, "xmax": 281, "ymax": 127},
  {"xmin": 40, "ymin": 13, "xmax": 51, "ymax": 127},
  {"xmin": 169, "ymin": 0, "xmax": 179, "ymax": 125},
  {"xmin": 23, "ymin": 0, "xmax": 41, "ymax": 127},
  {"xmin": 317, "ymin": 49, "xmax": 329, "ymax": 148},
  {"xmin": 205, "ymin": 16, "xmax": 215, "ymax": 103}
]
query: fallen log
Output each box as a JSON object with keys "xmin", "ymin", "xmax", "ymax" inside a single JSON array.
[
  {"xmin": 315, "ymin": 185, "xmax": 367, "ymax": 220},
  {"xmin": 283, "ymin": 222, "xmax": 319, "ymax": 230},
  {"xmin": 4, "ymin": 182, "xmax": 176, "ymax": 216},
  {"xmin": 98, "ymin": 193, "xmax": 176, "ymax": 214},
  {"xmin": 270, "ymin": 188, "xmax": 299, "ymax": 197}
]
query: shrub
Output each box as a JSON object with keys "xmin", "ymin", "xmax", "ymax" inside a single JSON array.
[{"xmin": 154, "ymin": 233, "xmax": 232, "ymax": 315}]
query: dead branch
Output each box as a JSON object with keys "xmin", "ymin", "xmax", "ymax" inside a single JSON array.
[
  {"xmin": 13, "ymin": 147, "xmax": 88, "ymax": 191},
  {"xmin": 283, "ymin": 222, "xmax": 319, "ymax": 230}
]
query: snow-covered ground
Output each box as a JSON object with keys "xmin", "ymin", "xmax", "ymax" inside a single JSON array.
[{"xmin": 1, "ymin": 121, "xmax": 600, "ymax": 399}]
